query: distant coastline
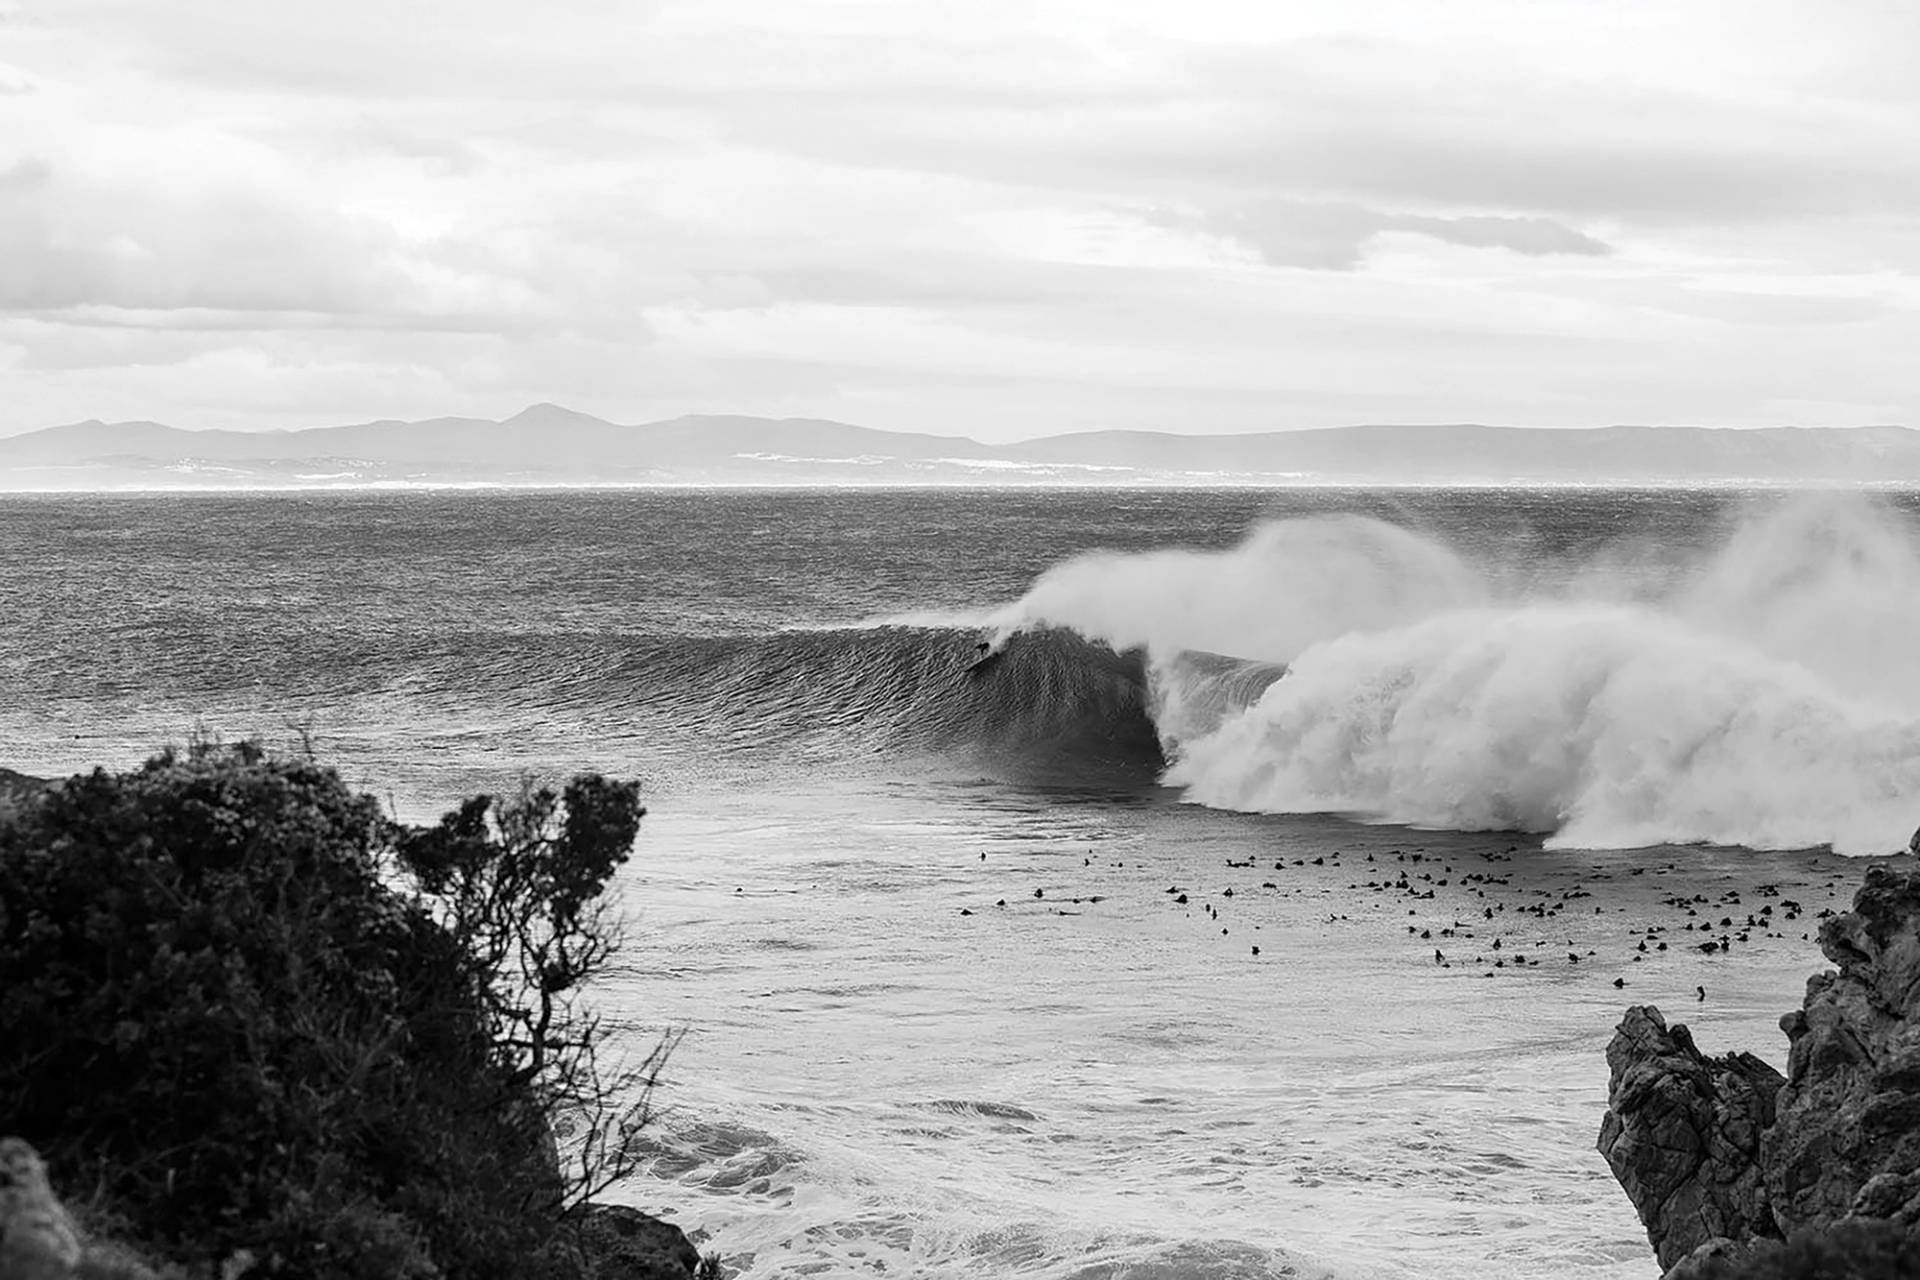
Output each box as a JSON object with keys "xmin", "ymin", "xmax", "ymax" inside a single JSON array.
[
  {"xmin": 3, "ymin": 404, "xmax": 1916, "ymax": 490},
  {"xmin": 6, "ymin": 480, "xmax": 1918, "ymax": 499}
]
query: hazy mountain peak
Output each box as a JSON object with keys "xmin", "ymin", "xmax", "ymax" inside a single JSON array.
[{"xmin": 503, "ymin": 402, "xmax": 614, "ymax": 428}]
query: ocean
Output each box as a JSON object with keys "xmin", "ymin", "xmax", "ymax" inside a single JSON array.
[{"xmin": 4, "ymin": 485, "xmax": 1918, "ymax": 1279}]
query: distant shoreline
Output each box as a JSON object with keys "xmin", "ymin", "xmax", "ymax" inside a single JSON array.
[
  {"xmin": 7, "ymin": 412, "xmax": 1920, "ymax": 490},
  {"xmin": 6, "ymin": 478, "xmax": 1920, "ymax": 496}
]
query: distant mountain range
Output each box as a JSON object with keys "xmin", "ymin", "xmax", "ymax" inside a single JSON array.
[{"xmin": 1, "ymin": 404, "xmax": 1916, "ymax": 488}]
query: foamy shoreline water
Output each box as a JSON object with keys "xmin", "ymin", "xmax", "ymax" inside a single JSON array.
[{"xmin": 610, "ymin": 781, "xmax": 1868, "ymax": 1279}]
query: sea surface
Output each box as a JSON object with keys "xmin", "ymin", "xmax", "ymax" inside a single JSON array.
[{"xmin": 5, "ymin": 486, "xmax": 1920, "ymax": 1279}]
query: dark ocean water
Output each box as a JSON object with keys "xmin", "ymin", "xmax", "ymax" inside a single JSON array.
[{"xmin": 5, "ymin": 486, "xmax": 1920, "ymax": 1279}]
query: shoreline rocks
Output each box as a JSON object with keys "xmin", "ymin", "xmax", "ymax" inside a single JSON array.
[
  {"xmin": 0, "ymin": 1138, "xmax": 83, "ymax": 1280},
  {"xmin": 0, "ymin": 1137, "xmax": 160, "ymax": 1280},
  {"xmin": 1599, "ymin": 865, "xmax": 1920, "ymax": 1277},
  {"xmin": 1597, "ymin": 1007, "xmax": 1783, "ymax": 1269},
  {"xmin": 572, "ymin": 1204, "xmax": 701, "ymax": 1279}
]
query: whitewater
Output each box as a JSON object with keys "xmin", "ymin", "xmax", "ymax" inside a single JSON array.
[
  {"xmin": 988, "ymin": 492, "xmax": 1920, "ymax": 855},
  {"xmin": 2, "ymin": 485, "xmax": 1916, "ymax": 1279}
]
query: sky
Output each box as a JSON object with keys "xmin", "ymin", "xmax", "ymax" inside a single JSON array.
[{"xmin": 2, "ymin": 0, "xmax": 1919, "ymax": 441}]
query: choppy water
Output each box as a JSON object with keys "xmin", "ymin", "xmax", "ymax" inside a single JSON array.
[{"xmin": 3, "ymin": 486, "xmax": 1918, "ymax": 1278}]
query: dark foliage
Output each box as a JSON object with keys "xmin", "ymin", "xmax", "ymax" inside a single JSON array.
[
  {"xmin": 0, "ymin": 765, "xmax": 46, "ymax": 805},
  {"xmin": 0, "ymin": 743, "xmax": 662, "ymax": 1278}
]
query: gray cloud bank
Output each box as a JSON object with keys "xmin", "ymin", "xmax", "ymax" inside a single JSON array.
[{"xmin": 1, "ymin": 1, "xmax": 1916, "ymax": 438}]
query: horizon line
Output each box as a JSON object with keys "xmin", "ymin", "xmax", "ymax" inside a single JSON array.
[{"xmin": 2, "ymin": 478, "xmax": 1912, "ymax": 497}]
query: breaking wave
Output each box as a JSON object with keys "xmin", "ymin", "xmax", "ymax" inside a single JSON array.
[
  {"xmin": 634, "ymin": 624, "xmax": 1166, "ymax": 786},
  {"xmin": 985, "ymin": 493, "xmax": 1920, "ymax": 854},
  {"xmin": 477, "ymin": 492, "xmax": 1920, "ymax": 851}
]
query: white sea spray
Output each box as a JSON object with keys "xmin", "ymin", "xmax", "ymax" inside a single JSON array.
[{"xmin": 994, "ymin": 492, "xmax": 1920, "ymax": 853}]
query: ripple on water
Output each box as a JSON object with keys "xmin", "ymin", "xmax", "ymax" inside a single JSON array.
[{"xmin": 913, "ymin": 1099, "xmax": 1044, "ymax": 1123}]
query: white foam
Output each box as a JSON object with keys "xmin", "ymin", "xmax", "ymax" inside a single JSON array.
[
  {"xmin": 986, "ymin": 515, "xmax": 1485, "ymax": 659},
  {"xmin": 998, "ymin": 493, "xmax": 1920, "ymax": 853}
]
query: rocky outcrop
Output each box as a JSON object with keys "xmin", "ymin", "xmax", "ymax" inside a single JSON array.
[
  {"xmin": 0, "ymin": 1138, "xmax": 84, "ymax": 1280},
  {"xmin": 1664, "ymin": 1218, "xmax": 1920, "ymax": 1280},
  {"xmin": 1599, "ymin": 865, "xmax": 1920, "ymax": 1276},
  {"xmin": 1598, "ymin": 1008, "xmax": 1784, "ymax": 1269},
  {"xmin": 1768, "ymin": 867, "xmax": 1920, "ymax": 1234},
  {"xmin": 573, "ymin": 1204, "xmax": 701, "ymax": 1280},
  {"xmin": 0, "ymin": 1137, "xmax": 156, "ymax": 1280}
]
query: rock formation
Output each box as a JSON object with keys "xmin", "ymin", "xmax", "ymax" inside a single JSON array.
[
  {"xmin": 1767, "ymin": 867, "xmax": 1920, "ymax": 1235},
  {"xmin": 1599, "ymin": 865, "xmax": 1920, "ymax": 1277},
  {"xmin": 0, "ymin": 1137, "xmax": 159, "ymax": 1280},
  {"xmin": 0, "ymin": 1138, "xmax": 83, "ymax": 1280},
  {"xmin": 1597, "ymin": 1008, "xmax": 1783, "ymax": 1269},
  {"xmin": 573, "ymin": 1204, "xmax": 702, "ymax": 1279}
]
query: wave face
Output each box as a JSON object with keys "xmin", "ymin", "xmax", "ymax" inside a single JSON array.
[
  {"xmin": 989, "ymin": 493, "xmax": 1920, "ymax": 854},
  {"xmin": 636, "ymin": 625, "xmax": 1165, "ymax": 787}
]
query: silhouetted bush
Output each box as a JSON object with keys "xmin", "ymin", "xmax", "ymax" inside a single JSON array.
[{"xmin": 0, "ymin": 743, "xmax": 664, "ymax": 1278}]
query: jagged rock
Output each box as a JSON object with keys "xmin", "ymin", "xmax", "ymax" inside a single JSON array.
[
  {"xmin": 573, "ymin": 1204, "xmax": 699, "ymax": 1280},
  {"xmin": 1665, "ymin": 1219, "xmax": 1920, "ymax": 1280},
  {"xmin": 1598, "ymin": 1008, "xmax": 1784, "ymax": 1269},
  {"xmin": 1661, "ymin": 1236, "xmax": 1759, "ymax": 1280},
  {"xmin": 0, "ymin": 1137, "xmax": 83, "ymax": 1279},
  {"xmin": 0, "ymin": 1138, "xmax": 161, "ymax": 1280},
  {"xmin": 1767, "ymin": 867, "xmax": 1920, "ymax": 1235},
  {"xmin": 1600, "ymin": 865, "xmax": 1920, "ymax": 1276}
]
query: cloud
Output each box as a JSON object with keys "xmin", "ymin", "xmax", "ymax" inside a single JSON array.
[
  {"xmin": 0, "ymin": 156, "xmax": 49, "ymax": 191},
  {"xmin": 678, "ymin": 24, "xmax": 1920, "ymax": 230},
  {"xmin": 342, "ymin": 118, "xmax": 483, "ymax": 176},
  {"xmin": 43, "ymin": 0, "xmax": 666, "ymax": 98},
  {"xmin": 0, "ymin": 157, "xmax": 411, "ymax": 314},
  {"xmin": 1151, "ymin": 200, "xmax": 1609, "ymax": 270},
  {"xmin": 0, "ymin": 131, "xmax": 596, "ymax": 328},
  {"xmin": 1387, "ymin": 213, "xmax": 1609, "ymax": 258},
  {"xmin": 1, "ymin": 0, "xmax": 1918, "ymax": 438}
]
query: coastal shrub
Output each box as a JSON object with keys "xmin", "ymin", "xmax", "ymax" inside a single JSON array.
[{"xmin": 0, "ymin": 743, "xmax": 663, "ymax": 1278}]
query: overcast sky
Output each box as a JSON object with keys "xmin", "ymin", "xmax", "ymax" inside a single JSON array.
[{"xmin": 3, "ymin": 0, "xmax": 1918, "ymax": 440}]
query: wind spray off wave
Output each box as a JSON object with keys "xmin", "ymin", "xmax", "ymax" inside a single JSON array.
[{"xmin": 991, "ymin": 494, "xmax": 1920, "ymax": 854}]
